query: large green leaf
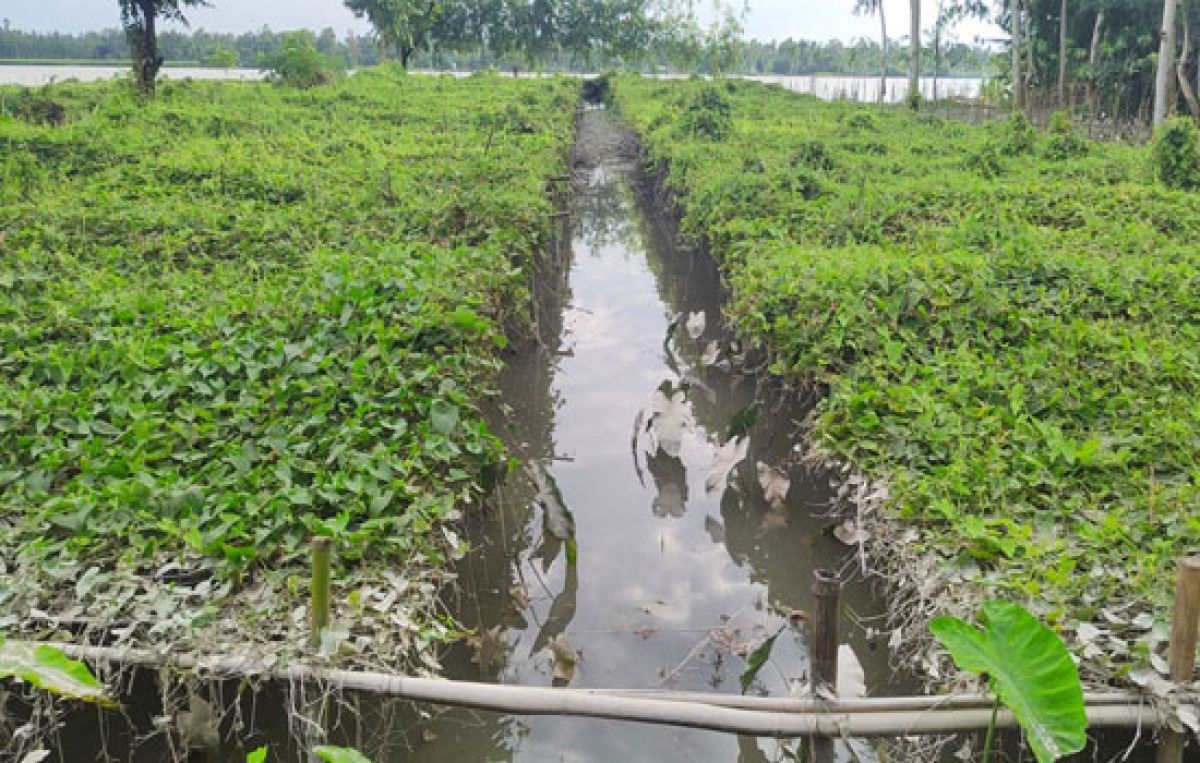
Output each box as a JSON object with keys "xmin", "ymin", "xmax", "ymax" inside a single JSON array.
[
  {"xmin": 0, "ymin": 640, "xmax": 114, "ymax": 706},
  {"xmin": 313, "ymin": 747, "xmax": 373, "ymax": 763},
  {"xmin": 930, "ymin": 601, "xmax": 1086, "ymax": 762}
]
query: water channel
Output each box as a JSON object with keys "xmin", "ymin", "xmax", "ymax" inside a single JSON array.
[{"xmin": 355, "ymin": 103, "xmax": 896, "ymax": 762}]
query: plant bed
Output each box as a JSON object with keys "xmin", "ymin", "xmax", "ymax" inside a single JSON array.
[
  {"xmin": 0, "ymin": 68, "xmax": 578, "ymax": 671},
  {"xmin": 610, "ymin": 74, "xmax": 1200, "ymax": 689}
]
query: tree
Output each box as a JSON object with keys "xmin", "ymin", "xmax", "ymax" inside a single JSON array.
[
  {"xmin": 118, "ymin": 0, "xmax": 210, "ymax": 95},
  {"xmin": 1154, "ymin": 0, "xmax": 1178, "ymax": 125},
  {"xmin": 853, "ymin": 0, "xmax": 888, "ymax": 102},
  {"xmin": 909, "ymin": 0, "xmax": 922, "ymax": 103},
  {"xmin": 343, "ymin": 0, "xmax": 446, "ymax": 69}
]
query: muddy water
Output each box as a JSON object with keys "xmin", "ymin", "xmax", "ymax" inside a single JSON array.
[{"xmin": 387, "ymin": 105, "xmax": 897, "ymax": 761}]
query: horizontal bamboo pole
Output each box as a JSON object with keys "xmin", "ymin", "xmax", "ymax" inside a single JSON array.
[{"xmin": 27, "ymin": 641, "xmax": 1183, "ymax": 739}]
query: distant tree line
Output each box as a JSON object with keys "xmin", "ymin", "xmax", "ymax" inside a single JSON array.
[{"xmin": 0, "ymin": 23, "xmax": 991, "ymax": 77}]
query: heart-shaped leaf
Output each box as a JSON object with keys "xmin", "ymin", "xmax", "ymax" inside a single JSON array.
[
  {"xmin": 0, "ymin": 640, "xmax": 113, "ymax": 706},
  {"xmin": 930, "ymin": 601, "xmax": 1086, "ymax": 763}
]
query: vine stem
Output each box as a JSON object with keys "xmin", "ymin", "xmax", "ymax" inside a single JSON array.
[{"xmin": 981, "ymin": 695, "xmax": 1000, "ymax": 763}]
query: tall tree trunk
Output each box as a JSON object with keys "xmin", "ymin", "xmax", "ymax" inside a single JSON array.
[
  {"xmin": 132, "ymin": 0, "xmax": 161, "ymax": 95},
  {"xmin": 1012, "ymin": 0, "xmax": 1025, "ymax": 110},
  {"xmin": 908, "ymin": 0, "xmax": 920, "ymax": 104},
  {"xmin": 879, "ymin": 2, "xmax": 888, "ymax": 103},
  {"xmin": 1154, "ymin": 0, "xmax": 1178, "ymax": 126},
  {"xmin": 1058, "ymin": 0, "xmax": 1069, "ymax": 105},
  {"xmin": 1086, "ymin": 11, "xmax": 1105, "ymax": 116},
  {"xmin": 1178, "ymin": 13, "xmax": 1200, "ymax": 118}
]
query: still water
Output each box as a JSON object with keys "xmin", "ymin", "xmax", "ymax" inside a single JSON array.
[{"xmin": 375, "ymin": 104, "xmax": 895, "ymax": 761}]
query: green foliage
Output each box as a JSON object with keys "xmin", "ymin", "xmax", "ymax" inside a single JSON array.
[
  {"xmin": 931, "ymin": 601, "xmax": 1087, "ymax": 762},
  {"xmin": 204, "ymin": 46, "xmax": 240, "ymax": 69},
  {"xmin": 314, "ymin": 747, "xmax": 374, "ymax": 763},
  {"xmin": 677, "ymin": 86, "xmax": 732, "ymax": 140},
  {"xmin": 0, "ymin": 638, "xmax": 113, "ymax": 705},
  {"xmin": 613, "ymin": 75, "xmax": 1200, "ymax": 682},
  {"xmin": 1003, "ymin": 111, "xmax": 1036, "ymax": 156},
  {"xmin": 0, "ymin": 70, "xmax": 577, "ymax": 662},
  {"xmin": 1043, "ymin": 112, "xmax": 1088, "ymax": 161},
  {"xmin": 1152, "ymin": 117, "xmax": 1200, "ymax": 191},
  {"xmin": 259, "ymin": 31, "xmax": 342, "ymax": 88}
]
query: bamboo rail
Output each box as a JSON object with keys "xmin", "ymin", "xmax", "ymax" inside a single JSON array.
[{"xmin": 24, "ymin": 641, "xmax": 1185, "ymax": 740}]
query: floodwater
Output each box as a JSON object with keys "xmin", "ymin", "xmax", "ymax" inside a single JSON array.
[
  {"xmin": 374, "ymin": 104, "xmax": 897, "ymax": 762},
  {"xmin": 0, "ymin": 65, "xmax": 264, "ymax": 86},
  {"xmin": 749, "ymin": 74, "xmax": 981, "ymax": 103},
  {"xmin": 0, "ymin": 65, "xmax": 979, "ymax": 104}
]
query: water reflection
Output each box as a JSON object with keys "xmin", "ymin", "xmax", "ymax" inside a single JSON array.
[{"xmin": 399, "ymin": 106, "xmax": 893, "ymax": 762}]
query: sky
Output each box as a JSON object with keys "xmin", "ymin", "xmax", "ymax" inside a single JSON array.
[{"xmin": 3, "ymin": 0, "xmax": 1000, "ymax": 44}]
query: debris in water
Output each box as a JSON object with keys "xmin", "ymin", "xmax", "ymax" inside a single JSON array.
[
  {"xmin": 706, "ymin": 436, "xmax": 749, "ymax": 496},
  {"xmin": 833, "ymin": 519, "xmax": 871, "ymax": 546},
  {"xmin": 756, "ymin": 461, "xmax": 791, "ymax": 507}
]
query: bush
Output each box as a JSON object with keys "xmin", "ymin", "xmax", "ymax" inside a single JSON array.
[
  {"xmin": 259, "ymin": 31, "xmax": 342, "ymax": 88},
  {"xmin": 678, "ymin": 86, "xmax": 732, "ymax": 140},
  {"xmin": 1043, "ymin": 111, "xmax": 1088, "ymax": 160},
  {"xmin": 1004, "ymin": 111, "xmax": 1037, "ymax": 155},
  {"xmin": 1152, "ymin": 117, "xmax": 1200, "ymax": 190},
  {"xmin": 204, "ymin": 46, "xmax": 240, "ymax": 69}
]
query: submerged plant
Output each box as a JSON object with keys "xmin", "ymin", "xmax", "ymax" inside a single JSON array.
[{"xmin": 930, "ymin": 601, "xmax": 1087, "ymax": 763}]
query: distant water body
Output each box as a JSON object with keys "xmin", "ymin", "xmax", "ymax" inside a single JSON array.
[{"xmin": 0, "ymin": 65, "xmax": 982, "ymax": 103}]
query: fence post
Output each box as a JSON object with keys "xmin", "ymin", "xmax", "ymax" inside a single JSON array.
[
  {"xmin": 811, "ymin": 569, "xmax": 842, "ymax": 763},
  {"xmin": 1157, "ymin": 557, "xmax": 1200, "ymax": 763}
]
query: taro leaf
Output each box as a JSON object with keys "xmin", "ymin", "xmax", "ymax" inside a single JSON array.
[
  {"xmin": 686, "ymin": 311, "xmax": 706, "ymax": 339},
  {"xmin": 646, "ymin": 384, "xmax": 693, "ymax": 458},
  {"xmin": 740, "ymin": 626, "xmax": 783, "ymax": 694},
  {"xmin": 430, "ymin": 401, "xmax": 459, "ymax": 435},
  {"xmin": 725, "ymin": 402, "xmax": 760, "ymax": 442},
  {"xmin": 0, "ymin": 639, "xmax": 113, "ymax": 706},
  {"xmin": 705, "ymin": 436, "xmax": 749, "ymax": 496},
  {"xmin": 313, "ymin": 747, "xmax": 373, "ymax": 763},
  {"xmin": 756, "ymin": 462, "xmax": 790, "ymax": 507},
  {"xmin": 246, "ymin": 748, "xmax": 268, "ymax": 763},
  {"xmin": 930, "ymin": 601, "xmax": 1087, "ymax": 763}
]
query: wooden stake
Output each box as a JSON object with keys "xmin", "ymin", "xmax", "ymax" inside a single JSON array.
[
  {"xmin": 310, "ymin": 537, "xmax": 332, "ymax": 649},
  {"xmin": 1158, "ymin": 557, "xmax": 1200, "ymax": 763},
  {"xmin": 811, "ymin": 569, "xmax": 842, "ymax": 763}
]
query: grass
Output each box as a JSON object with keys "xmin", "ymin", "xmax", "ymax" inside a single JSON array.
[
  {"xmin": 0, "ymin": 68, "xmax": 577, "ymax": 667},
  {"xmin": 611, "ymin": 75, "xmax": 1200, "ymax": 683}
]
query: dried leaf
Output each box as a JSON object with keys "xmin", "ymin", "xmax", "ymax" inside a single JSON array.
[
  {"xmin": 756, "ymin": 462, "xmax": 790, "ymax": 507},
  {"xmin": 833, "ymin": 520, "xmax": 870, "ymax": 546}
]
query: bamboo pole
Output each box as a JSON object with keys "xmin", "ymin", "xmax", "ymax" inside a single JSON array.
[
  {"xmin": 310, "ymin": 537, "xmax": 332, "ymax": 649},
  {"xmin": 24, "ymin": 642, "xmax": 1185, "ymax": 739},
  {"xmin": 1157, "ymin": 557, "xmax": 1200, "ymax": 763},
  {"xmin": 811, "ymin": 569, "xmax": 841, "ymax": 763}
]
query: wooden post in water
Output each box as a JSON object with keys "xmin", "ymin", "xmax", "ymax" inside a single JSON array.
[
  {"xmin": 1158, "ymin": 557, "xmax": 1200, "ymax": 763},
  {"xmin": 811, "ymin": 569, "xmax": 842, "ymax": 763},
  {"xmin": 310, "ymin": 537, "xmax": 332, "ymax": 649}
]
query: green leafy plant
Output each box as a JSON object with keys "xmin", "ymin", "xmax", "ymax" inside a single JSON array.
[
  {"xmin": 0, "ymin": 638, "xmax": 113, "ymax": 706},
  {"xmin": 1152, "ymin": 117, "xmax": 1200, "ymax": 190},
  {"xmin": 930, "ymin": 601, "xmax": 1087, "ymax": 762},
  {"xmin": 259, "ymin": 31, "xmax": 343, "ymax": 88},
  {"xmin": 314, "ymin": 746, "xmax": 374, "ymax": 763}
]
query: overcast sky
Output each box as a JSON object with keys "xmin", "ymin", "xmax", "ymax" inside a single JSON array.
[{"xmin": 4, "ymin": 0, "xmax": 999, "ymax": 44}]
